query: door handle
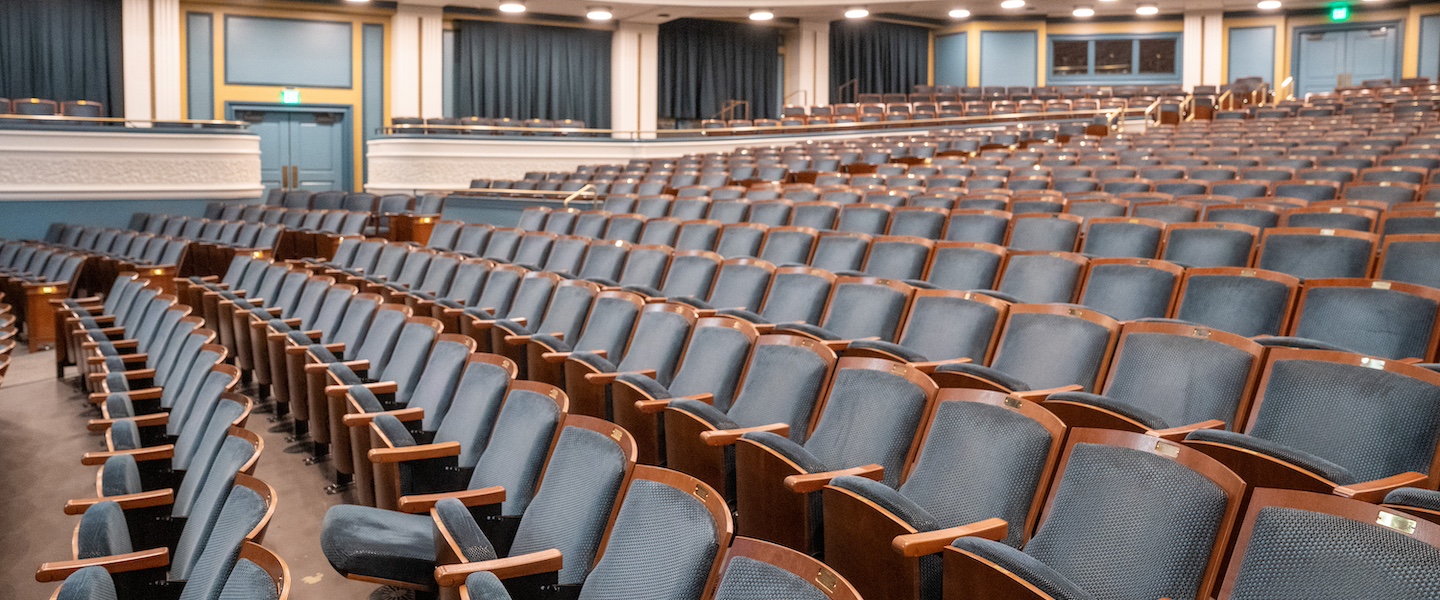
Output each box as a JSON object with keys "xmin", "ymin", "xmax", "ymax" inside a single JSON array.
[
  {"xmin": 281, "ymin": 165, "xmax": 290, "ymax": 189},
  {"xmin": 290, "ymin": 166, "xmax": 299, "ymax": 189}
]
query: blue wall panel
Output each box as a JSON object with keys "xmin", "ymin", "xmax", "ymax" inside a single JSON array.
[
  {"xmin": 935, "ymin": 33, "xmax": 968, "ymax": 87},
  {"xmin": 0, "ymin": 199, "xmax": 257, "ymax": 241},
  {"xmin": 1228, "ymin": 26, "xmax": 1275, "ymax": 84},
  {"xmin": 363, "ymin": 23, "xmax": 384, "ymax": 181},
  {"xmin": 1421, "ymin": 15, "xmax": 1440, "ymax": 80},
  {"xmin": 187, "ymin": 13, "xmax": 214, "ymax": 120},
  {"xmin": 224, "ymin": 16, "xmax": 352, "ymax": 88},
  {"xmin": 980, "ymin": 31, "xmax": 1038, "ymax": 87}
]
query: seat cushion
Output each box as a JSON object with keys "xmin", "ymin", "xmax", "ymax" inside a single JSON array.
[
  {"xmin": 615, "ymin": 372, "xmax": 670, "ymax": 399},
  {"xmin": 932, "ymin": 362, "xmax": 1032, "ymax": 392},
  {"xmin": 845, "ymin": 340, "xmax": 929, "ymax": 362},
  {"xmin": 741, "ymin": 431, "xmax": 829, "ymax": 473},
  {"xmin": 1384, "ymin": 487, "xmax": 1440, "ymax": 512},
  {"xmin": 327, "ymin": 363, "xmax": 364, "ymax": 386},
  {"xmin": 830, "ymin": 475, "xmax": 938, "ymax": 531},
  {"xmin": 771, "ymin": 322, "xmax": 840, "ymax": 341},
  {"xmin": 1186, "ymin": 429, "xmax": 1356, "ymax": 484},
  {"xmin": 1047, "ymin": 391, "xmax": 1170, "ymax": 430},
  {"xmin": 669, "ymin": 399, "xmax": 739, "ymax": 430},
  {"xmin": 464, "ymin": 572, "xmax": 513, "ymax": 600},
  {"xmin": 108, "ymin": 420, "xmax": 141, "ymax": 450},
  {"xmin": 949, "ymin": 537, "xmax": 1096, "ymax": 600},
  {"xmin": 56, "ymin": 566, "xmax": 118, "ymax": 600},
  {"xmin": 569, "ymin": 351, "xmax": 617, "ymax": 373},
  {"xmin": 101, "ymin": 455, "xmax": 143, "ymax": 497},
  {"xmin": 320, "ymin": 505, "xmax": 445, "ymax": 587}
]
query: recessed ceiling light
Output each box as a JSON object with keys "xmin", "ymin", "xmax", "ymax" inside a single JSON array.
[
  {"xmin": 586, "ymin": 6, "xmax": 613, "ymax": 20},
  {"xmin": 845, "ymin": 7, "xmax": 870, "ymax": 18},
  {"xmin": 1073, "ymin": 5, "xmax": 1095, "ymax": 16},
  {"xmin": 498, "ymin": 1, "xmax": 525, "ymax": 13},
  {"xmin": 749, "ymin": 8, "xmax": 774, "ymax": 20},
  {"xmin": 1257, "ymin": 0, "xmax": 1281, "ymax": 7},
  {"xmin": 1136, "ymin": 3, "xmax": 1159, "ymax": 14},
  {"xmin": 949, "ymin": 8, "xmax": 972, "ymax": 17},
  {"xmin": 1001, "ymin": 0, "xmax": 1025, "ymax": 8}
]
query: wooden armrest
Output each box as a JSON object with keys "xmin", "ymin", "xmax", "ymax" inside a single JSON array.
[
  {"xmin": 87, "ymin": 412, "xmax": 168, "ymax": 432},
  {"xmin": 88, "ymin": 386, "xmax": 162, "ymax": 404},
  {"xmin": 891, "ymin": 518, "xmax": 1008, "ymax": 558},
  {"xmin": 910, "ymin": 358, "xmax": 972, "ymax": 373},
  {"xmin": 397, "ymin": 486, "xmax": 507, "ymax": 514},
  {"xmin": 64, "ymin": 488, "xmax": 175, "ymax": 515},
  {"xmin": 434, "ymin": 549, "xmax": 564, "ymax": 587},
  {"xmin": 35, "ymin": 548, "xmax": 170, "ymax": 582},
  {"xmin": 584, "ymin": 368, "xmax": 656, "ymax": 385},
  {"xmin": 83, "ymin": 339, "xmax": 139, "ymax": 351},
  {"xmin": 369, "ymin": 441, "xmax": 461, "ymax": 463},
  {"xmin": 1010, "ymin": 384, "xmax": 1084, "ymax": 401},
  {"xmin": 307, "ymin": 359, "xmax": 369, "ymax": 375},
  {"xmin": 541, "ymin": 348, "xmax": 604, "ymax": 363},
  {"xmin": 87, "ymin": 352, "xmax": 146, "ymax": 366},
  {"xmin": 701, "ymin": 423, "xmax": 791, "ymax": 447},
  {"xmin": 81, "ymin": 444, "xmax": 175, "ymax": 466},
  {"xmin": 635, "ymin": 393, "xmax": 712, "ymax": 415},
  {"xmin": 1334, "ymin": 472, "xmax": 1430, "ymax": 503},
  {"xmin": 343, "ymin": 406, "xmax": 424, "ymax": 428},
  {"xmin": 1146, "ymin": 420, "xmax": 1225, "ymax": 442},
  {"xmin": 784, "ymin": 464, "xmax": 883, "ymax": 493}
]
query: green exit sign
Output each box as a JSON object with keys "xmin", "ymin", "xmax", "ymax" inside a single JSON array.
[
  {"xmin": 1331, "ymin": 5, "xmax": 1349, "ymax": 21},
  {"xmin": 280, "ymin": 88, "xmax": 301, "ymax": 104}
]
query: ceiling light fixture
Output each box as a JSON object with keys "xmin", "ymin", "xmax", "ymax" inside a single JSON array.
[
  {"xmin": 749, "ymin": 8, "xmax": 775, "ymax": 20},
  {"xmin": 949, "ymin": 8, "xmax": 972, "ymax": 18},
  {"xmin": 1073, "ymin": 5, "xmax": 1095, "ymax": 16},
  {"xmin": 1257, "ymin": 0, "xmax": 1281, "ymax": 8},
  {"xmin": 498, "ymin": 1, "xmax": 526, "ymax": 13},
  {"xmin": 1001, "ymin": 0, "xmax": 1025, "ymax": 8},
  {"xmin": 1136, "ymin": 3, "xmax": 1159, "ymax": 14},
  {"xmin": 586, "ymin": 6, "xmax": 613, "ymax": 20},
  {"xmin": 845, "ymin": 7, "xmax": 870, "ymax": 18}
]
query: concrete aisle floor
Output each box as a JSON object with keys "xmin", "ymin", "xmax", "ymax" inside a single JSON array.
[{"xmin": 0, "ymin": 346, "xmax": 379, "ymax": 599}]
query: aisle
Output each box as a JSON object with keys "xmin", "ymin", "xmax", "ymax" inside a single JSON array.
[{"xmin": 0, "ymin": 347, "xmax": 375, "ymax": 599}]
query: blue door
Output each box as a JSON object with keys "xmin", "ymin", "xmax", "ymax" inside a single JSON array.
[
  {"xmin": 239, "ymin": 108, "xmax": 350, "ymax": 192},
  {"xmin": 1295, "ymin": 26, "xmax": 1399, "ymax": 97}
]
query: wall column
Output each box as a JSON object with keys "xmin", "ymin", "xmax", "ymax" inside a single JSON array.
[
  {"xmin": 152, "ymin": 0, "xmax": 183, "ymax": 120},
  {"xmin": 121, "ymin": 0, "xmax": 153, "ymax": 120},
  {"xmin": 390, "ymin": 6, "xmax": 424, "ymax": 119},
  {"xmin": 786, "ymin": 20, "xmax": 830, "ymax": 108},
  {"xmin": 1184, "ymin": 11, "xmax": 1225, "ymax": 88},
  {"xmin": 612, "ymin": 21, "xmax": 658, "ymax": 139}
]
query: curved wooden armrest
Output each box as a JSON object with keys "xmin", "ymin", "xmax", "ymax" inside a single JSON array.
[
  {"xmin": 1010, "ymin": 384, "xmax": 1084, "ymax": 401},
  {"xmin": 35, "ymin": 548, "xmax": 170, "ymax": 582},
  {"xmin": 584, "ymin": 368, "xmax": 656, "ymax": 385},
  {"xmin": 260, "ymin": 306, "xmax": 285, "ymax": 317},
  {"xmin": 892, "ymin": 518, "xmax": 1008, "ymax": 558},
  {"xmin": 262, "ymin": 317, "xmax": 302, "ymax": 330},
  {"xmin": 87, "ymin": 412, "xmax": 168, "ymax": 432},
  {"xmin": 434, "ymin": 549, "xmax": 563, "ymax": 587},
  {"xmin": 343, "ymin": 406, "xmax": 424, "ymax": 428},
  {"xmin": 636, "ymin": 393, "xmax": 712, "ymax": 415},
  {"xmin": 64, "ymin": 488, "xmax": 174, "ymax": 515},
  {"xmin": 784, "ymin": 464, "xmax": 883, "ymax": 493},
  {"xmin": 397, "ymin": 486, "xmax": 506, "ymax": 514},
  {"xmin": 542, "ymin": 348, "xmax": 604, "ymax": 363},
  {"xmin": 910, "ymin": 358, "xmax": 972, "ymax": 373},
  {"xmin": 1334, "ymin": 472, "xmax": 1430, "ymax": 503},
  {"xmin": 87, "ymin": 352, "xmax": 146, "ymax": 367},
  {"xmin": 83, "ymin": 339, "xmax": 139, "ymax": 352},
  {"xmin": 82, "ymin": 444, "xmax": 175, "ymax": 466},
  {"xmin": 503, "ymin": 334, "xmax": 535, "ymax": 345},
  {"xmin": 701, "ymin": 423, "xmax": 791, "ymax": 447},
  {"xmin": 88, "ymin": 386, "xmax": 161, "ymax": 405},
  {"xmin": 352, "ymin": 380, "xmax": 400, "ymax": 396},
  {"xmin": 369, "ymin": 441, "xmax": 461, "ymax": 463},
  {"xmin": 1146, "ymin": 420, "xmax": 1225, "ymax": 442}
]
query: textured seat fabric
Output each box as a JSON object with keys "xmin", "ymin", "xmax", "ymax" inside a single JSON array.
[
  {"xmin": 321, "ymin": 505, "xmax": 444, "ymax": 586},
  {"xmin": 1176, "ymin": 274, "xmax": 1292, "ymax": 337},
  {"xmin": 999, "ymin": 255, "xmax": 1083, "ymax": 304},
  {"xmin": 712, "ymin": 556, "xmax": 830, "ymax": 600},
  {"xmin": 616, "ymin": 372, "xmax": 670, "ymax": 398},
  {"xmin": 845, "ymin": 339, "xmax": 928, "ymax": 361},
  {"xmin": 575, "ymin": 479, "xmax": 720, "ymax": 600},
  {"xmin": 220, "ymin": 558, "xmax": 280, "ymax": 600},
  {"xmin": 76, "ymin": 502, "xmax": 132, "ymax": 559},
  {"xmin": 816, "ymin": 283, "xmax": 910, "ymax": 341},
  {"xmin": 177, "ymin": 485, "xmax": 271, "ymax": 600},
  {"xmin": 663, "ymin": 324, "xmax": 753, "ymax": 412},
  {"xmin": 1255, "ymin": 336, "xmax": 1356, "ymax": 353},
  {"xmin": 990, "ymin": 312, "xmax": 1111, "ymax": 392},
  {"xmin": 772, "ymin": 322, "xmax": 840, "ymax": 341},
  {"xmin": 1186, "ymin": 428, "xmax": 1357, "ymax": 484},
  {"xmin": 832, "ymin": 475, "xmax": 940, "ymax": 530},
  {"xmin": 466, "ymin": 390, "xmax": 564, "ymax": 515},
  {"xmin": 800, "ymin": 368, "xmax": 930, "ymax": 487},
  {"xmin": 56, "ymin": 567, "xmax": 119, "ymax": 600},
  {"xmin": 1051, "ymin": 391, "xmax": 1170, "ymax": 429},
  {"xmin": 1226, "ymin": 506, "xmax": 1440, "ymax": 600},
  {"xmin": 741, "ymin": 431, "xmax": 831, "ymax": 473},
  {"xmin": 1083, "ymin": 222, "xmax": 1163, "ymax": 258},
  {"xmin": 172, "ymin": 437, "xmax": 263, "ymax": 578},
  {"xmin": 1016, "ymin": 442, "xmax": 1228, "ymax": 600},
  {"xmin": 671, "ymin": 399, "xmax": 740, "ymax": 430},
  {"xmin": 926, "ymin": 245, "xmax": 1004, "ymax": 291},
  {"xmin": 1292, "ymin": 287, "xmax": 1439, "ymax": 361},
  {"xmin": 1101, "ymin": 331, "xmax": 1258, "ymax": 428},
  {"xmin": 1259, "ymin": 234, "xmax": 1373, "ymax": 280},
  {"xmin": 1080, "ymin": 264, "xmax": 1177, "ymax": 321},
  {"xmin": 434, "ymin": 361, "xmax": 514, "ymax": 468},
  {"xmin": 612, "ymin": 310, "xmax": 691, "ymax": 386},
  {"xmin": 951, "ymin": 537, "xmax": 1097, "ymax": 600},
  {"xmin": 101, "ymin": 455, "xmax": 143, "ymax": 497},
  {"xmin": 570, "ymin": 351, "xmax": 618, "ymax": 373},
  {"xmin": 465, "ymin": 572, "xmax": 514, "ymax": 599},
  {"xmin": 1163, "ymin": 228, "xmax": 1255, "ymax": 268}
]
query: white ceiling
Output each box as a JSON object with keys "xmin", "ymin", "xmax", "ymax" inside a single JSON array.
[{"xmin": 400, "ymin": 0, "xmax": 1373, "ymax": 22}]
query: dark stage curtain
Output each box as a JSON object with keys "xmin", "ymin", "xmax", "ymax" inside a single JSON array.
[
  {"xmin": 830, "ymin": 19, "xmax": 930, "ymax": 99},
  {"xmin": 0, "ymin": 0, "xmax": 124, "ymax": 115},
  {"xmin": 453, "ymin": 19, "xmax": 612, "ymax": 128},
  {"xmin": 658, "ymin": 18, "xmax": 782, "ymax": 121}
]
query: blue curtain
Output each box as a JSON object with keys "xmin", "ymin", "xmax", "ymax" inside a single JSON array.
[
  {"xmin": 658, "ymin": 18, "xmax": 781, "ymax": 122},
  {"xmin": 453, "ymin": 20, "xmax": 612, "ymax": 128},
  {"xmin": 830, "ymin": 19, "xmax": 930, "ymax": 98},
  {"xmin": 0, "ymin": 0, "xmax": 123, "ymax": 115}
]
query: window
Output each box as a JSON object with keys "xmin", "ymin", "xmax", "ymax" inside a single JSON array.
[{"xmin": 1048, "ymin": 35, "xmax": 1181, "ymax": 83}]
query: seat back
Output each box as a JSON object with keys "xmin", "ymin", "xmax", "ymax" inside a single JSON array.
[
  {"xmin": 1078, "ymin": 258, "xmax": 1183, "ymax": 321},
  {"xmin": 810, "ymin": 232, "xmax": 871, "ymax": 273},
  {"xmin": 1082, "ymin": 218, "xmax": 1165, "ymax": 258},
  {"xmin": 453, "ymin": 225, "xmax": 493, "ymax": 256},
  {"xmin": 471, "ymin": 267, "xmax": 530, "ymax": 319},
  {"xmin": 577, "ymin": 240, "xmax": 630, "ymax": 282},
  {"xmin": 1173, "ymin": 267, "xmax": 1300, "ymax": 337},
  {"xmin": 945, "ymin": 210, "xmax": 1012, "ymax": 245},
  {"xmin": 925, "ymin": 242, "xmax": 1005, "ymax": 291},
  {"xmin": 614, "ymin": 304, "xmax": 696, "ymax": 386},
  {"xmin": 863, "ymin": 236, "xmax": 933, "ymax": 280},
  {"xmin": 758, "ymin": 267, "xmax": 834, "ymax": 325},
  {"xmin": 803, "ymin": 359, "xmax": 937, "ymax": 486},
  {"xmin": 989, "ymin": 305, "xmax": 1120, "ymax": 392},
  {"xmin": 464, "ymin": 382, "xmax": 567, "ymax": 515},
  {"xmin": 660, "ymin": 251, "xmax": 722, "ymax": 299},
  {"xmin": 705, "ymin": 259, "xmax": 773, "ymax": 313},
  {"xmin": 996, "ymin": 251, "xmax": 1088, "ymax": 304},
  {"xmin": 1290, "ymin": 280, "xmax": 1440, "ymax": 361},
  {"xmin": 896, "ymin": 290, "xmax": 1009, "ymax": 363},
  {"xmin": 1007, "ymin": 214, "xmax": 1082, "ymax": 252},
  {"xmin": 758, "ymin": 227, "xmax": 818, "ymax": 265},
  {"xmin": 1256, "ymin": 228, "xmax": 1378, "ymax": 280},
  {"xmin": 429, "ymin": 355, "xmax": 518, "ymax": 468},
  {"xmin": 1161, "ymin": 222, "xmax": 1258, "ymax": 268},
  {"xmin": 1378, "ymin": 234, "xmax": 1440, "ymax": 289},
  {"xmin": 542, "ymin": 236, "xmax": 588, "ymax": 275},
  {"xmin": 617, "ymin": 245, "xmax": 672, "ymax": 289},
  {"xmin": 1097, "ymin": 321, "xmax": 1263, "ymax": 428},
  {"xmin": 817, "ymin": 277, "xmax": 915, "ymax": 341}
]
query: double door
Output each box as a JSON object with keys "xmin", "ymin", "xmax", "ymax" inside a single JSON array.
[
  {"xmin": 1296, "ymin": 26, "xmax": 1398, "ymax": 97},
  {"xmin": 238, "ymin": 107, "xmax": 350, "ymax": 192}
]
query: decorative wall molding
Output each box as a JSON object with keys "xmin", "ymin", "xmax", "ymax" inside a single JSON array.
[{"xmin": 0, "ymin": 130, "xmax": 263, "ymax": 200}]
